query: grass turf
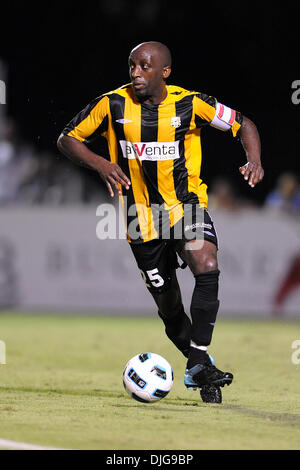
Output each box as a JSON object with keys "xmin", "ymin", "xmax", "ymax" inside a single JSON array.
[{"xmin": 0, "ymin": 313, "xmax": 299, "ymax": 450}]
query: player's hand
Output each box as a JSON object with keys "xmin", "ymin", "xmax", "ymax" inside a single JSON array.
[
  {"xmin": 239, "ymin": 162, "xmax": 264, "ymax": 188},
  {"xmin": 97, "ymin": 159, "xmax": 131, "ymax": 197}
]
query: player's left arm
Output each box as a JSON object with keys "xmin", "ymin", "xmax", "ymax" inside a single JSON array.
[
  {"xmin": 193, "ymin": 94, "xmax": 264, "ymax": 188},
  {"xmin": 238, "ymin": 116, "xmax": 264, "ymax": 188}
]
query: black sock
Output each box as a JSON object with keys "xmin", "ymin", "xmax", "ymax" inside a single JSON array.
[
  {"xmin": 189, "ymin": 269, "xmax": 220, "ymax": 364},
  {"xmin": 158, "ymin": 307, "xmax": 191, "ymax": 358},
  {"xmin": 187, "ymin": 347, "xmax": 211, "ymax": 369}
]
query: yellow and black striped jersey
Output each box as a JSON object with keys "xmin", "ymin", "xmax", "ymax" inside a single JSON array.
[{"xmin": 63, "ymin": 83, "xmax": 242, "ymax": 243}]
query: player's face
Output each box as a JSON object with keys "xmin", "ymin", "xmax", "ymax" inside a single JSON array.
[{"xmin": 129, "ymin": 47, "xmax": 170, "ymax": 101}]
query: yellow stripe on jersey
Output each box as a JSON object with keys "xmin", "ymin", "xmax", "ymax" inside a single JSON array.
[
  {"xmin": 231, "ymin": 120, "xmax": 241, "ymax": 137},
  {"xmin": 66, "ymin": 95, "xmax": 110, "ymax": 142},
  {"xmin": 188, "ymin": 99, "xmax": 208, "ymax": 207},
  {"xmin": 193, "ymin": 95, "xmax": 216, "ymax": 123}
]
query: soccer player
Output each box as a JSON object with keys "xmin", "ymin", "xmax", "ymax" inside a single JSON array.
[{"xmin": 57, "ymin": 41, "xmax": 264, "ymax": 403}]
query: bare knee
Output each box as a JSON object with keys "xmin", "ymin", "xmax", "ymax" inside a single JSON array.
[
  {"xmin": 180, "ymin": 241, "xmax": 218, "ymax": 275},
  {"xmin": 201, "ymin": 254, "xmax": 218, "ymax": 273},
  {"xmin": 191, "ymin": 254, "xmax": 218, "ymax": 275}
]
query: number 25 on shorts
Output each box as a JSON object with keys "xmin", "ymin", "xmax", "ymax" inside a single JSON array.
[{"xmin": 140, "ymin": 268, "xmax": 165, "ymax": 288}]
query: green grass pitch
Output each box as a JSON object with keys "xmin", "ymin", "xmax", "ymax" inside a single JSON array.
[{"xmin": 0, "ymin": 312, "xmax": 299, "ymax": 450}]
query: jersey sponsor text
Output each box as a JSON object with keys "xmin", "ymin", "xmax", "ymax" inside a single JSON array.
[{"xmin": 120, "ymin": 140, "xmax": 180, "ymax": 161}]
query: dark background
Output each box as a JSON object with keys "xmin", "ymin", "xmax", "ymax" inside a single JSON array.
[{"xmin": 1, "ymin": 1, "xmax": 298, "ymax": 204}]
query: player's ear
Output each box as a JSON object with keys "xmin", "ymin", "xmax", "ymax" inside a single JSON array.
[{"xmin": 163, "ymin": 66, "xmax": 171, "ymax": 80}]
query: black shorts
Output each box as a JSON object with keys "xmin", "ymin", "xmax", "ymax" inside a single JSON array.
[{"xmin": 130, "ymin": 208, "xmax": 218, "ymax": 294}]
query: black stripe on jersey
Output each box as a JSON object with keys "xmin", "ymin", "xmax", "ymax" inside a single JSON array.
[
  {"xmin": 235, "ymin": 111, "xmax": 243, "ymax": 125},
  {"xmin": 108, "ymin": 93, "xmax": 140, "ymax": 241},
  {"xmin": 84, "ymin": 115, "xmax": 108, "ymax": 144},
  {"xmin": 173, "ymin": 95, "xmax": 198, "ymax": 203},
  {"xmin": 108, "ymin": 93, "xmax": 129, "ymax": 175},
  {"xmin": 195, "ymin": 93, "xmax": 216, "ymax": 108},
  {"xmin": 195, "ymin": 114, "xmax": 211, "ymax": 128},
  {"xmin": 140, "ymin": 103, "xmax": 166, "ymax": 238},
  {"xmin": 62, "ymin": 95, "xmax": 105, "ymax": 136},
  {"xmin": 140, "ymin": 104, "xmax": 163, "ymax": 204},
  {"xmin": 234, "ymin": 111, "xmax": 243, "ymax": 138}
]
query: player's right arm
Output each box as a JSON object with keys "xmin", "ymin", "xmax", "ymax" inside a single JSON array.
[
  {"xmin": 57, "ymin": 95, "xmax": 130, "ymax": 197},
  {"xmin": 57, "ymin": 134, "xmax": 130, "ymax": 197}
]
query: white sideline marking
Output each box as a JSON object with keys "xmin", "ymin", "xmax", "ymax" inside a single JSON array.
[{"xmin": 0, "ymin": 438, "xmax": 66, "ymax": 450}]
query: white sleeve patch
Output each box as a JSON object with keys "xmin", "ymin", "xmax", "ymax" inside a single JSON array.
[{"xmin": 210, "ymin": 102, "xmax": 236, "ymax": 131}]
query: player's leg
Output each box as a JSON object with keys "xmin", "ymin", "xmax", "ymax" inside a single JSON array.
[
  {"xmin": 151, "ymin": 270, "xmax": 191, "ymax": 358},
  {"xmin": 180, "ymin": 239, "xmax": 219, "ymax": 365},
  {"xmin": 175, "ymin": 207, "xmax": 233, "ymax": 395},
  {"xmin": 178, "ymin": 239, "xmax": 233, "ymax": 389},
  {"xmin": 129, "ymin": 240, "xmax": 191, "ymax": 358}
]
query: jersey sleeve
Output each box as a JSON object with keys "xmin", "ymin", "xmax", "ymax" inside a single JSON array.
[
  {"xmin": 62, "ymin": 95, "xmax": 109, "ymax": 143},
  {"xmin": 193, "ymin": 93, "xmax": 243, "ymax": 137}
]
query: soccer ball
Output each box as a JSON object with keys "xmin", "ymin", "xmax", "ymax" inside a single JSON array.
[{"xmin": 123, "ymin": 352, "xmax": 174, "ymax": 403}]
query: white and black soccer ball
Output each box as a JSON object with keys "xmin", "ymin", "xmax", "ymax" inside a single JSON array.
[{"xmin": 123, "ymin": 352, "xmax": 174, "ymax": 403}]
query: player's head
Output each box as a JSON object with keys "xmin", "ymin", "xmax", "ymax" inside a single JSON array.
[{"xmin": 128, "ymin": 41, "xmax": 172, "ymax": 100}]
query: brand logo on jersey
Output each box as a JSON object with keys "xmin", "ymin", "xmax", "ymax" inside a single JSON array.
[
  {"xmin": 170, "ymin": 116, "xmax": 181, "ymax": 128},
  {"xmin": 184, "ymin": 222, "xmax": 212, "ymax": 232},
  {"xmin": 120, "ymin": 141, "xmax": 180, "ymax": 161},
  {"xmin": 115, "ymin": 118, "xmax": 133, "ymax": 124}
]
